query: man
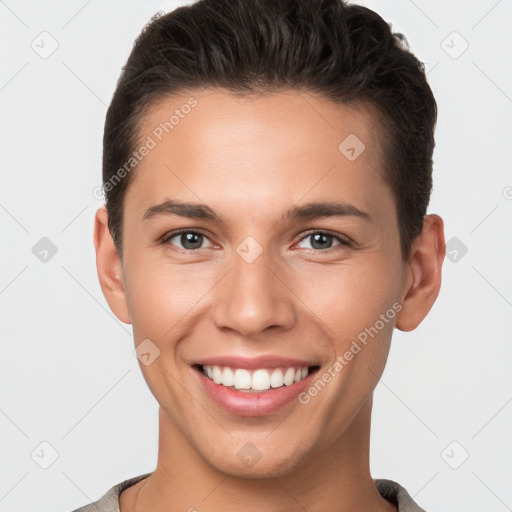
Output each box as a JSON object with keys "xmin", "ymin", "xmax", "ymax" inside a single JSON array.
[{"xmin": 74, "ymin": 0, "xmax": 445, "ymax": 510}]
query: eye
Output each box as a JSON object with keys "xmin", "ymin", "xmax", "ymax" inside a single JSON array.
[
  {"xmin": 162, "ymin": 230, "xmax": 215, "ymax": 251},
  {"xmin": 295, "ymin": 231, "xmax": 350, "ymax": 251}
]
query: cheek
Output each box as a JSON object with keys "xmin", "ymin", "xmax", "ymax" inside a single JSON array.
[
  {"xmin": 123, "ymin": 256, "xmax": 218, "ymax": 339},
  {"xmin": 296, "ymin": 255, "xmax": 402, "ymax": 348}
]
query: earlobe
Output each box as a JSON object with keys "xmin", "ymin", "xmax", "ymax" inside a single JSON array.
[
  {"xmin": 93, "ymin": 206, "xmax": 132, "ymax": 324},
  {"xmin": 395, "ymin": 214, "xmax": 445, "ymax": 332}
]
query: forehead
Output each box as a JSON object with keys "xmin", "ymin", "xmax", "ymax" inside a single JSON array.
[
  {"xmin": 126, "ymin": 88, "xmax": 392, "ymax": 219},
  {"xmin": 137, "ymin": 88, "xmax": 382, "ymax": 162}
]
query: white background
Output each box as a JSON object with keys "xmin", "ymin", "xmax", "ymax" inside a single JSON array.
[{"xmin": 1, "ymin": 0, "xmax": 511, "ymax": 510}]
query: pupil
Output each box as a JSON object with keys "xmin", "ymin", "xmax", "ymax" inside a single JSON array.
[
  {"xmin": 311, "ymin": 233, "xmax": 332, "ymax": 250},
  {"xmin": 182, "ymin": 232, "xmax": 202, "ymax": 249}
]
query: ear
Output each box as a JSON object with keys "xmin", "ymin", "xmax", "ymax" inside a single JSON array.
[
  {"xmin": 395, "ymin": 214, "xmax": 445, "ymax": 332},
  {"xmin": 93, "ymin": 206, "xmax": 131, "ymax": 324}
]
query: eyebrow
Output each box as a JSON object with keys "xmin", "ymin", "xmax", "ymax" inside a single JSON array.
[
  {"xmin": 284, "ymin": 201, "xmax": 371, "ymax": 223},
  {"xmin": 141, "ymin": 199, "xmax": 371, "ymax": 224}
]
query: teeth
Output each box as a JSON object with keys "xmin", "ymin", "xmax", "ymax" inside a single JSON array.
[
  {"xmin": 269, "ymin": 369, "xmax": 284, "ymax": 388},
  {"xmin": 252, "ymin": 369, "xmax": 270, "ymax": 391},
  {"xmin": 283, "ymin": 367, "xmax": 295, "ymax": 386},
  {"xmin": 212, "ymin": 366, "xmax": 222, "ymax": 384},
  {"xmin": 222, "ymin": 367, "xmax": 234, "ymax": 387},
  {"xmin": 202, "ymin": 365, "xmax": 311, "ymax": 391},
  {"xmin": 233, "ymin": 369, "xmax": 251, "ymax": 390}
]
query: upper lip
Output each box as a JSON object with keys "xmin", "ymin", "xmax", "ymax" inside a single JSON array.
[{"xmin": 193, "ymin": 355, "xmax": 319, "ymax": 369}]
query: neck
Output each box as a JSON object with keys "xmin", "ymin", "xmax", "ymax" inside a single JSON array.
[{"xmin": 130, "ymin": 395, "xmax": 395, "ymax": 512}]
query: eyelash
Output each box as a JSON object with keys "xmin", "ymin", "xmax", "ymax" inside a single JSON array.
[{"xmin": 161, "ymin": 229, "xmax": 352, "ymax": 252}]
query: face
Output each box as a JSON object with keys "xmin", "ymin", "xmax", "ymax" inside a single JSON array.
[{"xmin": 95, "ymin": 88, "xmax": 442, "ymax": 479}]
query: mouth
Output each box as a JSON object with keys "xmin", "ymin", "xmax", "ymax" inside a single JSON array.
[
  {"xmin": 195, "ymin": 364, "xmax": 320, "ymax": 392},
  {"xmin": 192, "ymin": 363, "xmax": 321, "ymax": 417}
]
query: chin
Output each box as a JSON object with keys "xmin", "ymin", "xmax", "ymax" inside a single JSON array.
[{"xmin": 204, "ymin": 443, "xmax": 308, "ymax": 480}]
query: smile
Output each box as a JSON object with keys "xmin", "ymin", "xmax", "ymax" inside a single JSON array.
[
  {"xmin": 193, "ymin": 361, "xmax": 320, "ymax": 417},
  {"xmin": 200, "ymin": 365, "xmax": 311, "ymax": 392}
]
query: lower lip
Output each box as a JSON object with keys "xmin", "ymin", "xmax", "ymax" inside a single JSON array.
[{"xmin": 194, "ymin": 366, "xmax": 318, "ymax": 417}]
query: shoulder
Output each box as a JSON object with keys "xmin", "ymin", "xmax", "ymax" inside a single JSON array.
[
  {"xmin": 71, "ymin": 473, "xmax": 152, "ymax": 512},
  {"xmin": 71, "ymin": 474, "xmax": 424, "ymax": 512},
  {"xmin": 374, "ymin": 478, "xmax": 427, "ymax": 512}
]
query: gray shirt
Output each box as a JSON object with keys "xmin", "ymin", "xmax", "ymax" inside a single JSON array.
[{"xmin": 71, "ymin": 473, "xmax": 427, "ymax": 511}]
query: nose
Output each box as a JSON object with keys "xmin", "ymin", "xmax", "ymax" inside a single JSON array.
[{"xmin": 210, "ymin": 245, "xmax": 296, "ymax": 338}]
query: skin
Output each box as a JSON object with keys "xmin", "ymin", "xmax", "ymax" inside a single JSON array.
[{"xmin": 94, "ymin": 89, "xmax": 445, "ymax": 512}]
